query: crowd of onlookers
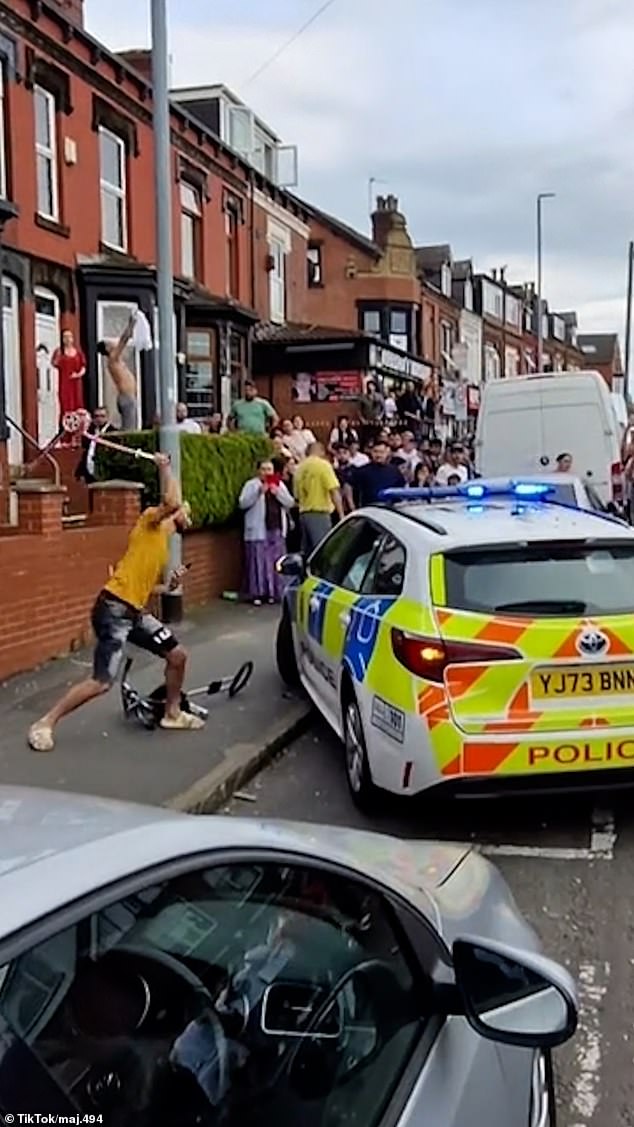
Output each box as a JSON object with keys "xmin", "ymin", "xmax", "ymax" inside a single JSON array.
[
  {"xmin": 237, "ymin": 397, "xmax": 476, "ymax": 606},
  {"xmin": 75, "ymin": 379, "xmax": 474, "ymax": 606}
]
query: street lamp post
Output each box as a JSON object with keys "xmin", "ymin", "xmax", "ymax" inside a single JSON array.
[
  {"xmin": 151, "ymin": 0, "xmax": 182, "ymax": 623},
  {"xmin": 536, "ymin": 192, "xmax": 555, "ymax": 374}
]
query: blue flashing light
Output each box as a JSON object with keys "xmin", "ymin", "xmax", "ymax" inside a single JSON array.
[
  {"xmin": 378, "ymin": 480, "xmax": 556, "ymax": 505},
  {"xmin": 512, "ymin": 482, "xmax": 553, "ymax": 497}
]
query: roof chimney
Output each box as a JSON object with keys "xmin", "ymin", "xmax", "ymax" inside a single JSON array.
[
  {"xmin": 51, "ymin": 0, "xmax": 84, "ymax": 25},
  {"xmin": 372, "ymin": 195, "xmax": 405, "ymax": 249},
  {"xmin": 491, "ymin": 268, "xmax": 498, "ymax": 281}
]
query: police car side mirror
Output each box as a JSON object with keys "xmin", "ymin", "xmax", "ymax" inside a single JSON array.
[{"xmin": 276, "ymin": 553, "xmax": 306, "ymax": 579}]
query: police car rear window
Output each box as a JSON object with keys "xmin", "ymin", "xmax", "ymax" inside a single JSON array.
[{"xmin": 444, "ymin": 543, "xmax": 634, "ymax": 617}]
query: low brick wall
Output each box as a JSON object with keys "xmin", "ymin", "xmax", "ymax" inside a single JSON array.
[{"xmin": 0, "ymin": 480, "xmax": 243, "ymax": 682}]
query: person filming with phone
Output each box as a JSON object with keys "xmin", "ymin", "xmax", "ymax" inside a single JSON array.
[{"xmin": 239, "ymin": 459, "xmax": 295, "ymax": 606}]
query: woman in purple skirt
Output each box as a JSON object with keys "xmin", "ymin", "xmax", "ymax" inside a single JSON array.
[{"xmin": 239, "ymin": 460, "xmax": 295, "ymax": 605}]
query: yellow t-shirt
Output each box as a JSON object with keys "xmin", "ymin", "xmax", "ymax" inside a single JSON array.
[
  {"xmin": 104, "ymin": 507, "xmax": 170, "ymax": 610},
  {"xmin": 294, "ymin": 456, "xmax": 339, "ymax": 514}
]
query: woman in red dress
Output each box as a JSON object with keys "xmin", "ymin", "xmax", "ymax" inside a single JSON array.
[{"xmin": 52, "ymin": 328, "xmax": 86, "ymax": 417}]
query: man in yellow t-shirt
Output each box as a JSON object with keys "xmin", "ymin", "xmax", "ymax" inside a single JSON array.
[
  {"xmin": 293, "ymin": 441, "xmax": 344, "ymax": 555},
  {"xmin": 28, "ymin": 453, "xmax": 204, "ymax": 753}
]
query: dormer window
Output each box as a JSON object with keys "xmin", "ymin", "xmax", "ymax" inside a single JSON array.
[
  {"xmin": 440, "ymin": 262, "xmax": 452, "ymax": 297},
  {"xmin": 463, "ymin": 278, "xmax": 473, "ymax": 311}
]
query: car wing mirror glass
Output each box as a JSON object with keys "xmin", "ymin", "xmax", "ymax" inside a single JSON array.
[{"xmin": 452, "ymin": 936, "xmax": 577, "ymax": 1049}]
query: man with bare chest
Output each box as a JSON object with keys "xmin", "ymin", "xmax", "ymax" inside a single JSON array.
[{"xmin": 97, "ymin": 313, "xmax": 138, "ymax": 430}]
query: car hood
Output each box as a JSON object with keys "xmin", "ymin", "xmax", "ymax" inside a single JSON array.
[{"xmin": 281, "ymin": 823, "xmax": 540, "ymax": 956}]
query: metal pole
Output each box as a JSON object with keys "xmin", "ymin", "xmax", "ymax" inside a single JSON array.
[
  {"xmin": 625, "ymin": 240, "xmax": 633, "ymax": 398},
  {"xmin": 151, "ymin": 0, "xmax": 182, "ymax": 623},
  {"xmin": 536, "ymin": 192, "xmax": 555, "ymax": 375}
]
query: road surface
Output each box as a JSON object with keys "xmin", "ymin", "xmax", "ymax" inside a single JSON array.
[{"xmin": 227, "ymin": 717, "xmax": 634, "ymax": 1127}]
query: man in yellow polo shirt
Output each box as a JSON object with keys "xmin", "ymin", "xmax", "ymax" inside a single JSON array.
[
  {"xmin": 293, "ymin": 441, "xmax": 344, "ymax": 555},
  {"xmin": 28, "ymin": 453, "xmax": 204, "ymax": 752}
]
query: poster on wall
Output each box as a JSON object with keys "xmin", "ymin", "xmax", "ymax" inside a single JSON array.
[{"xmin": 291, "ymin": 371, "xmax": 362, "ymax": 403}]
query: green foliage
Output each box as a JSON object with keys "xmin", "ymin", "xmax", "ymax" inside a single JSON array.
[
  {"xmin": 95, "ymin": 430, "xmax": 272, "ymax": 527},
  {"xmin": 95, "ymin": 430, "xmax": 159, "ymax": 505}
]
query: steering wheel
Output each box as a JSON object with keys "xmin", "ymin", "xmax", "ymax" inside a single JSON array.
[
  {"xmin": 111, "ymin": 943, "xmax": 215, "ymax": 1010},
  {"xmin": 76, "ymin": 945, "xmax": 218, "ymax": 1126}
]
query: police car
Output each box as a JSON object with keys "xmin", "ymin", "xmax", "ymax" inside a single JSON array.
[{"xmin": 276, "ymin": 481, "xmax": 634, "ymax": 809}]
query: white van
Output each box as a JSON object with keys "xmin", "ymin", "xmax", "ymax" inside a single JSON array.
[{"xmin": 475, "ymin": 371, "xmax": 623, "ymax": 506}]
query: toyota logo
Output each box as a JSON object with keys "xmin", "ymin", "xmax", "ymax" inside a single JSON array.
[{"xmin": 576, "ymin": 628, "xmax": 609, "ymax": 657}]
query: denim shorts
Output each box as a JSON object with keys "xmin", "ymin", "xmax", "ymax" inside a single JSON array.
[{"xmin": 91, "ymin": 591, "xmax": 179, "ymax": 685}]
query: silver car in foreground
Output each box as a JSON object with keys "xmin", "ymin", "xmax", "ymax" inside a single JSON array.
[{"xmin": 0, "ymin": 787, "xmax": 576, "ymax": 1126}]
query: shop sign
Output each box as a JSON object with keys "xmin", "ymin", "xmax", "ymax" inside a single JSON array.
[
  {"xmin": 370, "ymin": 344, "xmax": 432, "ymax": 383},
  {"xmin": 292, "ymin": 370, "xmax": 362, "ymax": 403}
]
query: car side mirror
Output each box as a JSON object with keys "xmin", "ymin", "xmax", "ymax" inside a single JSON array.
[
  {"xmin": 276, "ymin": 553, "xmax": 305, "ymax": 579},
  {"xmin": 452, "ymin": 936, "xmax": 577, "ymax": 1049}
]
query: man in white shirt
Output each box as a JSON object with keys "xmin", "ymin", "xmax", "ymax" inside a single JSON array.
[
  {"xmin": 75, "ymin": 406, "xmax": 114, "ymax": 485},
  {"xmin": 347, "ymin": 440, "xmax": 369, "ymax": 468},
  {"xmin": 176, "ymin": 402, "xmax": 202, "ymax": 434},
  {"xmin": 399, "ymin": 431, "xmax": 421, "ymax": 479},
  {"xmin": 435, "ymin": 442, "xmax": 469, "ymax": 486}
]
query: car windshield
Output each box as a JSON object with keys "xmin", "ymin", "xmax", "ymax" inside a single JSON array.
[{"xmin": 444, "ymin": 542, "xmax": 634, "ymax": 616}]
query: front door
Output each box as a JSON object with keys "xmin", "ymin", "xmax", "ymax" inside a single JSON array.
[
  {"xmin": 34, "ymin": 287, "xmax": 60, "ymax": 446},
  {"xmin": 3, "ymin": 278, "xmax": 21, "ymax": 467}
]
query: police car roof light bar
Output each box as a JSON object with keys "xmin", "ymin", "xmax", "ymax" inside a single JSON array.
[{"xmin": 378, "ymin": 482, "xmax": 556, "ymax": 504}]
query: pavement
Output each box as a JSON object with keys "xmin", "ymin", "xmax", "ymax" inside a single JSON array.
[
  {"xmin": 0, "ymin": 602, "xmax": 312, "ymax": 811},
  {"xmin": 224, "ymin": 718, "xmax": 634, "ymax": 1127}
]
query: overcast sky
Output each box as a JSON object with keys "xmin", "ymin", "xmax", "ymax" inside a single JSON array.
[{"xmin": 84, "ymin": 0, "xmax": 634, "ymax": 339}]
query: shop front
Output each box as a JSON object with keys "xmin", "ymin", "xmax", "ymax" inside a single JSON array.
[{"xmin": 252, "ymin": 325, "xmax": 433, "ymax": 438}]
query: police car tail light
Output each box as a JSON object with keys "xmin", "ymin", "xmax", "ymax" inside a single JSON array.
[{"xmin": 391, "ymin": 629, "xmax": 521, "ymax": 683}]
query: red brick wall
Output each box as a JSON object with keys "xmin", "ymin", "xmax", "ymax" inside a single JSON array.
[
  {"xmin": 252, "ymin": 200, "xmax": 309, "ymax": 324},
  {"xmin": 184, "ymin": 527, "xmax": 241, "ymax": 604},
  {"xmin": 305, "ymin": 215, "xmax": 378, "ymax": 330},
  {"xmin": 0, "ymin": 485, "xmax": 243, "ymax": 682}
]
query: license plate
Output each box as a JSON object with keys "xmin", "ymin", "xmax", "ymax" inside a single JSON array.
[{"xmin": 531, "ymin": 663, "xmax": 634, "ymax": 700}]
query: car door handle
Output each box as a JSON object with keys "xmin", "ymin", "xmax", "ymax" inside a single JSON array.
[{"xmin": 339, "ymin": 611, "xmax": 351, "ymax": 627}]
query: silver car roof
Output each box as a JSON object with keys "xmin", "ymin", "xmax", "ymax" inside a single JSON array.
[{"xmin": 0, "ymin": 786, "xmax": 477, "ymax": 942}]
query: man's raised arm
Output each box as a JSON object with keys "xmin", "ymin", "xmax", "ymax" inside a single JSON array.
[
  {"xmin": 154, "ymin": 452, "xmax": 182, "ymax": 515},
  {"xmin": 111, "ymin": 313, "xmax": 136, "ymax": 362}
]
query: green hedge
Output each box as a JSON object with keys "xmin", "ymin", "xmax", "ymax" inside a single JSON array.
[{"xmin": 95, "ymin": 430, "xmax": 272, "ymax": 527}]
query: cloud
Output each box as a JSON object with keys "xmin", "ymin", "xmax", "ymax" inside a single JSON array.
[{"xmin": 84, "ymin": 0, "xmax": 632, "ymax": 338}]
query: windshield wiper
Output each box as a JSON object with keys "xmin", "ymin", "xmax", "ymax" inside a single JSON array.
[{"xmin": 493, "ymin": 599, "xmax": 588, "ymax": 614}]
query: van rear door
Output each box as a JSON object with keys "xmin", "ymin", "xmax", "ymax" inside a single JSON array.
[
  {"xmin": 477, "ymin": 384, "xmax": 545, "ymax": 477},
  {"xmin": 540, "ymin": 380, "xmax": 616, "ymax": 499}
]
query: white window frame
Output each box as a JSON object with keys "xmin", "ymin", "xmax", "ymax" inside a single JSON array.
[
  {"xmin": 552, "ymin": 316, "xmax": 565, "ymax": 341},
  {"xmin": 483, "ymin": 281, "xmax": 503, "ymax": 320},
  {"xmin": 268, "ymin": 238, "xmax": 286, "ymax": 324},
  {"xmin": 485, "ymin": 343, "xmax": 501, "ymax": 381},
  {"xmin": 96, "ymin": 300, "xmax": 141, "ymax": 424},
  {"xmin": 34, "ymin": 85, "xmax": 58, "ymax": 221},
  {"xmin": 463, "ymin": 278, "xmax": 473, "ymax": 311},
  {"xmin": 268, "ymin": 218, "xmax": 290, "ymax": 325},
  {"xmin": 504, "ymin": 345, "xmax": 519, "ymax": 378},
  {"xmin": 505, "ymin": 294, "xmax": 521, "ymax": 329},
  {"xmin": 440, "ymin": 263, "xmax": 452, "ymax": 298},
  {"xmin": 99, "ymin": 126, "xmax": 127, "ymax": 252},
  {"xmin": 440, "ymin": 320, "xmax": 453, "ymax": 357},
  {"xmin": 180, "ymin": 181, "xmax": 201, "ymax": 279}
]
